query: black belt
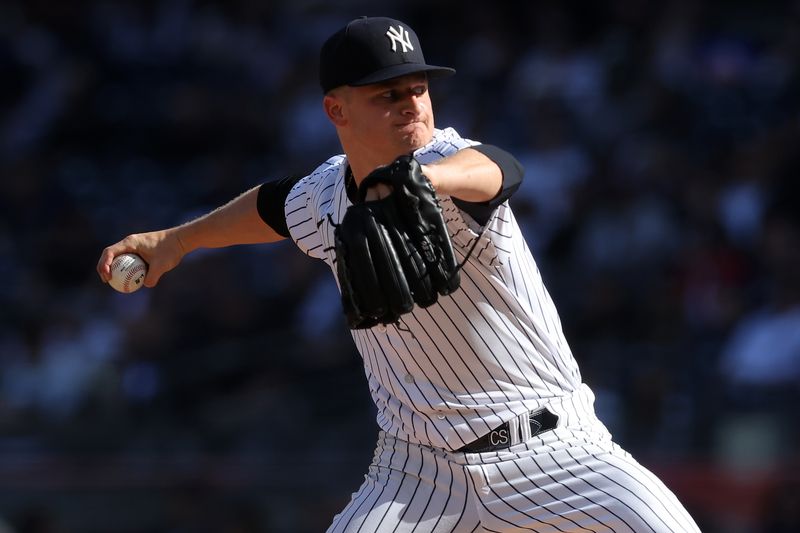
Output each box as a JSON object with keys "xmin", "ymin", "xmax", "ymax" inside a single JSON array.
[{"xmin": 458, "ymin": 408, "xmax": 559, "ymax": 453}]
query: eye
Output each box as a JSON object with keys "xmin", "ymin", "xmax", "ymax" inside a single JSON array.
[
  {"xmin": 380, "ymin": 90, "xmax": 397, "ymax": 100},
  {"xmin": 412, "ymin": 85, "xmax": 427, "ymax": 96}
]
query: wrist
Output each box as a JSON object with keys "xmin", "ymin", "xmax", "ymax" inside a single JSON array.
[
  {"xmin": 168, "ymin": 226, "xmax": 193, "ymax": 256},
  {"xmin": 421, "ymin": 164, "xmax": 442, "ymax": 192}
]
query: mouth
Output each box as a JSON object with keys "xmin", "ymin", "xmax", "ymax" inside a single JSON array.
[{"xmin": 396, "ymin": 120, "xmax": 424, "ymax": 132}]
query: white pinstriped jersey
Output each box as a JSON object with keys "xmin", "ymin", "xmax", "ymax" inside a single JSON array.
[{"xmin": 285, "ymin": 127, "xmax": 584, "ymax": 451}]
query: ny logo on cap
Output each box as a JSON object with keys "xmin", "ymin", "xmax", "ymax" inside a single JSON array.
[{"xmin": 386, "ymin": 25, "xmax": 414, "ymax": 53}]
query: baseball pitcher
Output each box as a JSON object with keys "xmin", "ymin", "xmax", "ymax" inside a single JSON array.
[{"xmin": 98, "ymin": 16, "xmax": 700, "ymax": 533}]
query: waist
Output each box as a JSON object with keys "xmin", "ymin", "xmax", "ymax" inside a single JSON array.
[{"xmin": 457, "ymin": 407, "xmax": 559, "ymax": 453}]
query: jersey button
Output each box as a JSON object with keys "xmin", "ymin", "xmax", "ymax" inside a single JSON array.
[
  {"xmin": 437, "ymin": 414, "xmax": 446, "ymax": 420},
  {"xmin": 376, "ymin": 324, "xmax": 387, "ymax": 333},
  {"xmin": 404, "ymin": 374, "xmax": 414, "ymax": 384}
]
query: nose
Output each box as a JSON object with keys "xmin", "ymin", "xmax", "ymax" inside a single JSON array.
[{"xmin": 401, "ymin": 93, "xmax": 425, "ymax": 116}]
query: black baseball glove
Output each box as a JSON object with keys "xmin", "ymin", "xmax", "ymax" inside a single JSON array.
[{"xmin": 334, "ymin": 155, "xmax": 461, "ymax": 329}]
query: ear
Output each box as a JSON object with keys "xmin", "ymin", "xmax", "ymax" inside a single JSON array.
[{"xmin": 323, "ymin": 94, "xmax": 347, "ymax": 126}]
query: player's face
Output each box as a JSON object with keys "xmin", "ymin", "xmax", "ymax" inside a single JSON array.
[{"xmin": 339, "ymin": 73, "xmax": 435, "ymax": 157}]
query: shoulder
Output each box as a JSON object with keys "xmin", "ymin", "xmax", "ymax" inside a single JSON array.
[
  {"xmin": 286, "ymin": 155, "xmax": 346, "ymax": 203},
  {"xmin": 414, "ymin": 127, "xmax": 481, "ymax": 164},
  {"xmin": 284, "ymin": 155, "xmax": 347, "ymax": 259}
]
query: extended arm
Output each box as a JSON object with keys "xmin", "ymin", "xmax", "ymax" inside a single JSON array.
[{"xmin": 97, "ymin": 186, "xmax": 285, "ymax": 288}]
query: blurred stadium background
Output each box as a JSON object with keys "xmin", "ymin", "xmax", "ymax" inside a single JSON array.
[{"xmin": 1, "ymin": 0, "xmax": 799, "ymax": 531}]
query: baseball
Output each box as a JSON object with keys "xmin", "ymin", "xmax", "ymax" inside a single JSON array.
[{"xmin": 109, "ymin": 253, "xmax": 148, "ymax": 293}]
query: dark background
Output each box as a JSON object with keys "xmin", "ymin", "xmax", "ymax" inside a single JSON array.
[{"xmin": 1, "ymin": 0, "xmax": 799, "ymax": 531}]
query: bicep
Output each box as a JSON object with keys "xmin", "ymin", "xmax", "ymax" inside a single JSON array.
[{"xmin": 452, "ymin": 145, "xmax": 523, "ymax": 226}]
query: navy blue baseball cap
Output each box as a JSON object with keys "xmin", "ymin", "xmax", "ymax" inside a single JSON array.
[{"xmin": 319, "ymin": 16, "xmax": 456, "ymax": 93}]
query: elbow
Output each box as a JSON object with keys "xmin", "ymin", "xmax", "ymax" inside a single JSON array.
[{"xmin": 471, "ymin": 144, "xmax": 524, "ymax": 202}]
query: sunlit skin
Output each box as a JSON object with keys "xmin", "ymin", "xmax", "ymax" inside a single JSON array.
[
  {"xmin": 324, "ymin": 73, "xmax": 434, "ymax": 184},
  {"xmin": 97, "ymin": 74, "xmax": 502, "ymax": 287}
]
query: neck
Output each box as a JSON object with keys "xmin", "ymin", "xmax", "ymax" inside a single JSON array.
[
  {"xmin": 347, "ymin": 158, "xmax": 400, "ymax": 184},
  {"xmin": 339, "ymin": 133, "xmax": 430, "ymax": 185},
  {"xmin": 341, "ymin": 142, "xmax": 397, "ymax": 184},
  {"xmin": 342, "ymin": 143, "xmax": 424, "ymax": 185}
]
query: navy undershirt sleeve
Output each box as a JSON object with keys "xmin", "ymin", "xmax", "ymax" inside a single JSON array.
[
  {"xmin": 256, "ymin": 175, "xmax": 303, "ymax": 238},
  {"xmin": 450, "ymin": 144, "xmax": 524, "ymax": 226}
]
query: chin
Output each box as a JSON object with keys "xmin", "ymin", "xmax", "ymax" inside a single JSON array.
[{"xmin": 400, "ymin": 126, "xmax": 433, "ymax": 150}]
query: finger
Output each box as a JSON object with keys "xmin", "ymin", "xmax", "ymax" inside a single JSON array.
[
  {"xmin": 96, "ymin": 247, "xmax": 120, "ymax": 283},
  {"xmin": 96, "ymin": 239, "xmax": 139, "ymax": 282}
]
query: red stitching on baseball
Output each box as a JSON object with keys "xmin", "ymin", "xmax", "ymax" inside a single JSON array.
[{"xmin": 124, "ymin": 264, "xmax": 146, "ymax": 292}]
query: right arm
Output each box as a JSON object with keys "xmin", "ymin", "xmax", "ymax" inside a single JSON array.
[{"xmin": 97, "ymin": 185, "xmax": 285, "ymax": 288}]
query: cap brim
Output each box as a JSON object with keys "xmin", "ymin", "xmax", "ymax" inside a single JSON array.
[{"xmin": 348, "ymin": 64, "xmax": 456, "ymax": 87}]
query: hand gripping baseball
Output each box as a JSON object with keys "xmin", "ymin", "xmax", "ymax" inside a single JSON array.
[
  {"xmin": 97, "ymin": 229, "xmax": 186, "ymax": 288},
  {"xmin": 334, "ymin": 155, "xmax": 461, "ymax": 329}
]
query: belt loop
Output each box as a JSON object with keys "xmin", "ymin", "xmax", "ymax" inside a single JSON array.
[
  {"xmin": 519, "ymin": 412, "xmax": 532, "ymax": 442},
  {"xmin": 506, "ymin": 415, "xmax": 521, "ymax": 446}
]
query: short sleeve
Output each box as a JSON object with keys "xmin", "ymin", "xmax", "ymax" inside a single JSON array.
[
  {"xmin": 257, "ymin": 175, "xmax": 303, "ymax": 238},
  {"xmin": 284, "ymin": 176, "xmax": 326, "ymax": 259}
]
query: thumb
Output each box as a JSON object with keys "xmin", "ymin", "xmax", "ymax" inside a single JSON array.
[
  {"xmin": 143, "ymin": 269, "xmax": 163, "ymax": 288},
  {"xmin": 142, "ymin": 254, "xmax": 182, "ymax": 288}
]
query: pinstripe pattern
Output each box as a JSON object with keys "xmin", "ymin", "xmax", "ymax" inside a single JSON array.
[
  {"xmin": 286, "ymin": 128, "xmax": 698, "ymax": 531},
  {"xmin": 286, "ymin": 128, "xmax": 582, "ymax": 451},
  {"xmin": 328, "ymin": 433, "xmax": 481, "ymax": 533},
  {"xmin": 329, "ymin": 421, "xmax": 699, "ymax": 533}
]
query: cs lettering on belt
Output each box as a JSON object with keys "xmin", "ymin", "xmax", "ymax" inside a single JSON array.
[{"xmin": 489, "ymin": 428, "xmax": 509, "ymax": 446}]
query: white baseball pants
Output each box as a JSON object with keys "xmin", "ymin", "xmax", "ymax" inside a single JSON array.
[{"xmin": 326, "ymin": 418, "xmax": 699, "ymax": 532}]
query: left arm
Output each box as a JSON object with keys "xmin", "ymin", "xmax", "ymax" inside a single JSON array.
[
  {"xmin": 421, "ymin": 147, "xmax": 502, "ymax": 202},
  {"xmin": 424, "ymin": 144, "xmax": 524, "ymax": 226},
  {"xmin": 363, "ymin": 145, "xmax": 523, "ymax": 218}
]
